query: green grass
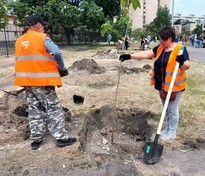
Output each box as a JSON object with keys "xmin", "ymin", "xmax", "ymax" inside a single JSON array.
[{"xmin": 179, "ymin": 61, "xmax": 205, "ymax": 128}]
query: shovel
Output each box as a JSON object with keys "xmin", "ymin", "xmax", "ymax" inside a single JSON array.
[{"xmin": 144, "ymin": 46, "xmax": 184, "ymax": 165}]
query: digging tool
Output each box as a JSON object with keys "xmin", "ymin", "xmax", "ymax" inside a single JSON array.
[
  {"xmin": 144, "ymin": 46, "xmax": 184, "ymax": 165},
  {"xmin": 0, "ymin": 88, "xmax": 25, "ymax": 96},
  {"xmin": 111, "ymin": 61, "xmax": 122, "ymax": 144}
]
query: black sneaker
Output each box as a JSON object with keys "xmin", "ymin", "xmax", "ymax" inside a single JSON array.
[
  {"xmin": 57, "ymin": 138, "xmax": 77, "ymax": 147},
  {"xmin": 31, "ymin": 141, "xmax": 42, "ymax": 150}
]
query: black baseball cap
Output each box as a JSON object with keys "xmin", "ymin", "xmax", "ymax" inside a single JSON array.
[{"xmin": 26, "ymin": 15, "xmax": 49, "ymax": 26}]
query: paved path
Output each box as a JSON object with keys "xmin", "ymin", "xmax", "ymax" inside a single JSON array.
[{"xmin": 186, "ymin": 45, "xmax": 205, "ymax": 63}]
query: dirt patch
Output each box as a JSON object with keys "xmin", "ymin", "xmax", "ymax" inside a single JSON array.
[
  {"xmin": 92, "ymin": 49, "xmax": 119, "ymax": 60},
  {"xmin": 1, "ymin": 46, "xmax": 205, "ymax": 176},
  {"xmin": 69, "ymin": 59, "xmax": 106, "ymax": 74},
  {"xmin": 183, "ymin": 137, "xmax": 205, "ymax": 149},
  {"xmin": 0, "ymin": 90, "xmax": 72, "ymax": 144},
  {"xmin": 78, "ymin": 105, "xmax": 155, "ymax": 156},
  {"xmin": 0, "ymin": 89, "xmax": 155, "ymax": 176},
  {"xmin": 118, "ymin": 64, "xmax": 152, "ymax": 74},
  {"xmin": 1, "ymin": 89, "xmax": 205, "ymax": 176}
]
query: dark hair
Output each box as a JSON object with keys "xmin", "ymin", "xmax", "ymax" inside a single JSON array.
[
  {"xmin": 158, "ymin": 26, "xmax": 176, "ymax": 42},
  {"xmin": 21, "ymin": 26, "xmax": 29, "ymax": 35},
  {"xmin": 26, "ymin": 14, "xmax": 49, "ymax": 27}
]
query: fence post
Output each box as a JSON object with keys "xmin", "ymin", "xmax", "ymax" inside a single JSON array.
[{"xmin": 3, "ymin": 26, "xmax": 9, "ymax": 57}]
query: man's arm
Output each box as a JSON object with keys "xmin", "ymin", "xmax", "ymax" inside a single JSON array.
[{"xmin": 44, "ymin": 37, "xmax": 65, "ymax": 71}]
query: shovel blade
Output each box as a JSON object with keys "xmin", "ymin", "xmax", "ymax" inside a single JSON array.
[{"xmin": 144, "ymin": 141, "xmax": 164, "ymax": 165}]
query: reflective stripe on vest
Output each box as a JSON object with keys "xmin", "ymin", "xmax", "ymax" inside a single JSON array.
[
  {"xmin": 16, "ymin": 55, "xmax": 55, "ymax": 61},
  {"xmin": 164, "ymin": 77, "xmax": 186, "ymax": 86},
  {"xmin": 15, "ymin": 72, "xmax": 60, "ymax": 78},
  {"xmin": 166, "ymin": 72, "xmax": 183, "ymax": 76}
]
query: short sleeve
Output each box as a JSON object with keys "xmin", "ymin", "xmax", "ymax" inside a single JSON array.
[
  {"xmin": 182, "ymin": 47, "xmax": 189, "ymax": 61},
  {"xmin": 152, "ymin": 45, "xmax": 160, "ymax": 57}
]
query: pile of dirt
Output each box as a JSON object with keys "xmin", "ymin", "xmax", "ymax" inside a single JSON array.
[
  {"xmin": 92, "ymin": 49, "xmax": 119, "ymax": 60},
  {"xmin": 69, "ymin": 59, "xmax": 106, "ymax": 74},
  {"xmin": 117, "ymin": 64, "xmax": 152, "ymax": 74},
  {"xmin": 0, "ymin": 89, "xmax": 71, "ymax": 144}
]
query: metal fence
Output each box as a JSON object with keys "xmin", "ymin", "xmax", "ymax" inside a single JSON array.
[
  {"xmin": 0, "ymin": 24, "xmax": 107, "ymax": 57},
  {"xmin": 0, "ymin": 24, "xmax": 23, "ymax": 56}
]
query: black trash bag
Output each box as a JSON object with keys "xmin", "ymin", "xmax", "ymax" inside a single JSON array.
[{"xmin": 73, "ymin": 94, "xmax": 84, "ymax": 104}]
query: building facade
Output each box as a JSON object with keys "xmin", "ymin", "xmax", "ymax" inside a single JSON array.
[
  {"xmin": 0, "ymin": 15, "xmax": 22, "ymax": 42},
  {"xmin": 129, "ymin": 0, "xmax": 170, "ymax": 30}
]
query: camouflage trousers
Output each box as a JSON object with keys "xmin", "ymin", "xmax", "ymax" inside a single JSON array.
[{"xmin": 25, "ymin": 86, "xmax": 69, "ymax": 142}]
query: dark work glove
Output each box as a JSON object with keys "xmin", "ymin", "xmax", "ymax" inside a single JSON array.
[
  {"xmin": 59, "ymin": 69, "xmax": 68, "ymax": 77},
  {"xmin": 176, "ymin": 55, "xmax": 184, "ymax": 66},
  {"xmin": 119, "ymin": 54, "xmax": 131, "ymax": 62}
]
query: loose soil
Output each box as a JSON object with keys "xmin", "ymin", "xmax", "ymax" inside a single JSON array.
[{"xmin": 0, "ymin": 44, "xmax": 205, "ymax": 176}]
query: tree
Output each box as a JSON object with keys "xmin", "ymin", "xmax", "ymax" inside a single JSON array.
[
  {"xmin": 192, "ymin": 24, "xmax": 203, "ymax": 35},
  {"xmin": 120, "ymin": 0, "xmax": 141, "ymax": 10},
  {"xmin": 100, "ymin": 12, "xmax": 131, "ymax": 43},
  {"xmin": 94, "ymin": 0, "xmax": 121, "ymax": 21},
  {"xmin": 152, "ymin": 6, "xmax": 171, "ymax": 30},
  {"xmin": 8, "ymin": 0, "xmax": 80, "ymax": 45},
  {"xmin": 35, "ymin": 0, "xmax": 80, "ymax": 45},
  {"xmin": 79, "ymin": 0, "xmax": 105, "ymax": 31},
  {"xmin": 0, "ymin": 0, "xmax": 8, "ymax": 28},
  {"xmin": 120, "ymin": 0, "xmax": 141, "ymax": 37},
  {"xmin": 131, "ymin": 28, "xmax": 146, "ymax": 40},
  {"xmin": 7, "ymin": 1, "xmax": 33, "ymax": 25},
  {"xmin": 100, "ymin": 22, "xmax": 120, "ymax": 43},
  {"xmin": 145, "ymin": 6, "xmax": 171, "ymax": 38},
  {"xmin": 7, "ymin": 0, "xmax": 110, "ymax": 45}
]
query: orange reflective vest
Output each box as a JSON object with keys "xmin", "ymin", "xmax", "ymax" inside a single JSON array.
[
  {"xmin": 14, "ymin": 30, "xmax": 62, "ymax": 87},
  {"xmin": 150, "ymin": 44, "xmax": 187, "ymax": 92}
]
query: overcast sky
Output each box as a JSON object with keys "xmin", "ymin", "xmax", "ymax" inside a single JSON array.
[{"xmin": 170, "ymin": 0, "xmax": 205, "ymax": 17}]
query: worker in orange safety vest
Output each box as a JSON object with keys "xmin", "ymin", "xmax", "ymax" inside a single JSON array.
[
  {"xmin": 119, "ymin": 26, "xmax": 191, "ymax": 141},
  {"xmin": 14, "ymin": 14, "xmax": 76, "ymax": 150}
]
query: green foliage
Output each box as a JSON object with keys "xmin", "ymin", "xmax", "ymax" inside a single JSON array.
[
  {"xmin": 131, "ymin": 28, "xmax": 145, "ymax": 40},
  {"xmin": 19, "ymin": 0, "xmax": 49, "ymax": 7},
  {"xmin": 153, "ymin": 7, "xmax": 171, "ymax": 29},
  {"xmin": 79, "ymin": 0, "xmax": 105, "ymax": 31},
  {"xmin": 0, "ymin": 0, "xmax": 6, "ymax": 17},
  {"xmin": 101, "ymin": 12, "xmax": 132, "ymax": 42},
  {"xmin": 7, "ymin": 1, "xmax": 33, "ymax": 25},
  {"xmin": 120, "ymin": 0, "xmax": 141, "ymax": 10},
  {"xmin": 0, "ymin": 0, "xmax": 8, "ymax": 28},
  {"xmin": 100, "ymin": 22, "xmax": 120, "ymax": 41},
  {"xmin": 120, "ymin": 0, "xmax": 141, "ymax": 38},
  {"xmin": 100, "ymin": 22, "xmax": 113, "ymax": 36},
  {"xmin": 95, "ymin": 0, "xmax": 121, "ymax": 21},
  {"xmin": 116, "ymin": 13, "xmax": 131, "ymax": 35},
  {"xmin": 192, "ymin": 24, "xmax": 203, "ymax": 35},
  {"xmin": 35, "ymin": 0, "xmax": 79, "ymax": 31},
  {"xmin": 143, "ymin": 6, "xmax": 171, "ymax": 38}
]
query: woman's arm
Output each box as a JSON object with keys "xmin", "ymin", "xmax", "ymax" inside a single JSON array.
[
  {"xmin": 131, "ymin": 49, "xmax": 155, "ymax": 60},
  {"xmin": 181, "ymin": 60, "xmax": 191, "ymax": 70}
]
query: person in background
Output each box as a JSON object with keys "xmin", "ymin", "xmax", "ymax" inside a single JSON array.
[
  {"xmin": 175, "ymin": 35, "xmax": 179, "ymax": 43},
  {"xmin": 107, "ymin": 34, "xmax": 112, "ymax": 44},
  {"xmin": 140, "ymin": 36, "xmax": 145, "ymax": 50},
  {"xmin": 14, "ymin": 14, "xmax": 76, "ymax": 150},
  {"xmin": 119, "ymin": 26, "xmax": 191, "ymax": 141},
  {"xmin": 124, "ymin": 37, "xmax": 129, "ymax": 50}
]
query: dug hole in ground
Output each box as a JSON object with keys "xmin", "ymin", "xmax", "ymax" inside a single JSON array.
[{"xmin": 0, "ymin": 45, "xmax": 205, "ymax": 176}]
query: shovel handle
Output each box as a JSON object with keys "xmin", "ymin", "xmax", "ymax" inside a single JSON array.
[{"xmin": 156, "ymin": 62, "xmax": 180, "ymax": 135}]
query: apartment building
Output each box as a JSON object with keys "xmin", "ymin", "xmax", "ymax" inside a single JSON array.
[{"xmin": 129, "ymin": 0, "xmax": 170, "ymax": 30}]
